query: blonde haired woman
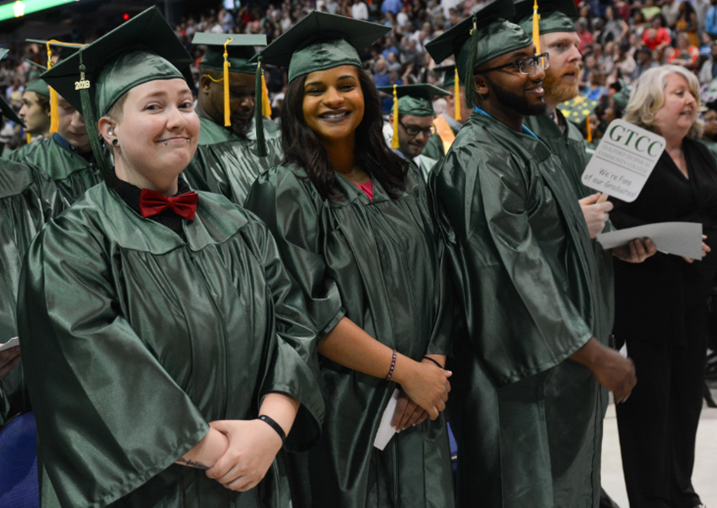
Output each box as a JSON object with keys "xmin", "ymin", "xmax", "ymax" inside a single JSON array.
[{"xmin": 611, "ymin": 65, "xmax": 714, "ymax": 508}]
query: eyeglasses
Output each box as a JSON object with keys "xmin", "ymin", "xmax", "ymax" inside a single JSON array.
[
  {"xmin": 475, "ymin": 53, "xmax": 550, "ymax": 75},
  {"xmin": 399, "ymin": 121, "xmax": 436, "ymax": 137}
]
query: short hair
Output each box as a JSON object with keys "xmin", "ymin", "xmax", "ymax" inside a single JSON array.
[{"xmin": 623, "ymin": 65, "xmax": 703, "ymax": 138}]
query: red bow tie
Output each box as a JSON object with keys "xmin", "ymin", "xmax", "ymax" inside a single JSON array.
[{"xmin": 139, "ymin": 189, "xmax": 199, "ymax": 221}]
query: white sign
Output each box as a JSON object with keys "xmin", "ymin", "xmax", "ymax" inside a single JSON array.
[
  {"xmin": 0, "ymin": 337, "xmax": 19, "ymax": 353},
  {"xmin": 373, "ymin": 388, "xmax": 400, "ymax": 450},
  {"xmin": 581, "ymin": 119, "xmax": 666, "ymax": 203}
]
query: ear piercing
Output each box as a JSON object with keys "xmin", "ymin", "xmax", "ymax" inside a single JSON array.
[{"xmin": 112, "ymin": 139, "xmax": 118, "ymax": 146}]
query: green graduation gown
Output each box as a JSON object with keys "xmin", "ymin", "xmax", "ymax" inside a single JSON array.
[
  {"xmin": 17, "ymin": 183, "xmax": 325, "ymax": 508},
  {"xmin": 431, "ymin": 112, "xmax": 605, "ymax": 508},
  {"xmin": 422, "ymin": 114, "xmax": 461, "ymax": 160},
  {"xmin": 8, "ymin": 134, "xmax": 104, "ymax": 205},
  {"xmin": 198, "ymin": 115, "xmax": 282, "ymax": 146},
  {"xmin": 245, "ymin": 165, "xmax": 455, "ymax": 508},
  {"xmin": 182, "ymin": 117, "xmax": 284, "ymax": 205},
  {"xmin": 0, "ymin": 159, "xmax": 62, "ymax": 424}
]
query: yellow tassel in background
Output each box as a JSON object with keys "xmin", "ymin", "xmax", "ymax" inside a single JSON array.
[
  {"xmin": 261, "ymin": 72, "xmax": 272, "ymax": 118},
  {"xmin": 26, "ymin": 132, "xmax": 31, "ymax": 144},
  {"xmin": 586, "ymin": 116, "xmax": 593, "ymax": 143},
  {"xmin": 391, "ymin": 84, "xmax": 400, "ymax": 149},
  {"xmin": 454, "ymin": 67, "xmax": 461, "ymax": 122},
  {"xmin": 46, "ymin": 42, "xmax": 59, "ymax": 134},
  {"xmin": 222, "ymin": 38, "xmax": 233, "ymax": 127},
  {"xmin": 532, "ymin": 0, "xmax": 541, "ymax": 54}
]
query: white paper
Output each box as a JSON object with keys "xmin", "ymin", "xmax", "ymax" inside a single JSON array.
[
  {"xmin": 619, "ymin": 343, "xmax": 628, "ymax": 358},
  {"xmin": 0, "ymin": 337, "xmax": 19, "ymax": 353},
  {"xmin": 596, "ymin": 222, "xmax": 703, "ymax": 260},
  {"xmin": 373, "ymin": 388, "xmax": 401, "ymax": 451},
  {"xmin": 582, "ymin": 119, "xmax": 666, "ymax": 203}
]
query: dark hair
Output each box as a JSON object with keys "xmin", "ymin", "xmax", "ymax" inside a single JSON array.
[
  {"xmin": 36, "ymin": 93, "xmax": 51, "ymax": 115},
  {"xmin": 280, "ymin": 66, "xmax": 408, "ymax": 201}
]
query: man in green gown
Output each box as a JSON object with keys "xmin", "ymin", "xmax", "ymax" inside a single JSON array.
[
  {"xmin": 377, "ymin": 83, "xmax": 450, "ymax": 181},
  {"xmin": 183, "ymin": 33, "xmax": 283, "ymax": 205},
  {"xmin": 426, "ymin": 1, "xmax": 638, "ymax": 506},
  {"xmin": 9, "ymin": 41, "xmax": 104, "ymax": 205},
  {"xmin": 422, "ymin": 64, "xmax": 472, "ymax": 160},
  {"xmin": 0, "ymin": 88, "xmax": 63, "ymax": 425},
  {"xmin": 19, "ymin": 78, "xmax": 52, "ymax": 141},
  {"xmin": 19, "ymin": 8, "xmax": 324, "ymax": 506}
]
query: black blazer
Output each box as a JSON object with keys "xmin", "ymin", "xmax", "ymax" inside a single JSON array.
[{"xmin": 610, "ymin": 137, "xmax": 717, "ymax": 347}]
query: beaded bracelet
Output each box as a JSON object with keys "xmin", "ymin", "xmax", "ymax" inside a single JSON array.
[
  {"xmin": 423, "ymin": 356, "xmax": 444, "ymax": 369},
  {"xmin": 258, "ymin": 414, "xmax": 286, "ymax": 446},
  {"xmin": 386, "ymin": 349, "xmax": 397, "ymax": 381}
]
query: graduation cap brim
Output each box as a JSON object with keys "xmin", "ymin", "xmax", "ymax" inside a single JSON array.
[
  {"xmin": 193, "ymin": 33, "xmax": 266, "ymax": 73},
  {"xmin": 513, "ymin": 0, "xmax": 578, "ymax": 34},
  {"xmin": 376, "ymin": 83, "xmax": 451, "ymax": 99},
  {"xmin": 260, "ymin": 11, "xmax": 390, "ymax": 82},
  {"xmin": 41, "ymin": 6, "xmax": 194, "ymax": 114},
  {"xmin": 26, "ymin": 40, "xmax": 83, "ymax": 62},
  {"xmin": 433, "ymin": 64, "xmax": 457, "ymax": 89}
]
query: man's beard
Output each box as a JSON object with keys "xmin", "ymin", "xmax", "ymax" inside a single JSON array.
[
  {"xmin": 485, "ymin": 76, "xmax": 547, "ymax": 116},
  {"xmin": 543, "ymin": 65, "xmax": 580, "ymax": 105},
  {"xmin": 229, "ymin": 116, "xmax": 254, "ymax": 138}
]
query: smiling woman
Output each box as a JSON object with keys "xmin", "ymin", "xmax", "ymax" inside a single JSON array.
[
  {"xmin": 18, "ymin": 6, "xmax": 324, "ymax": 508},
  {"xmin": 245, "ymin": 11, "xmax": 455, "ymax": 508}
]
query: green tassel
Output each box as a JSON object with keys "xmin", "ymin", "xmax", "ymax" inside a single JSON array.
[
  {"xmin": 255, "ymin": 55, "xmax": 267, "ymax": 157},
  {"xmin": 77, "ymin": 49, "xmax": 116, "ymax": 187},
  {"xmin": 464, "ymin": 14, "xmax": 481, "ymax": 109}
]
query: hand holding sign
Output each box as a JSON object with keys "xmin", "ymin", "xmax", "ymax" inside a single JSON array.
[{"xmin": 582, "ymin": 119, "xmax": 666, "ymax": 202}]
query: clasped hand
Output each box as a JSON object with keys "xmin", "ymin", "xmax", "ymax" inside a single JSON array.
[
  {"xmin": 393, "ymin": 358, "xmax": 451, "ymax": 428},
  {"xmin": 205, "ymin": 420, "xmax": 283, "ymax": 492},
  {"xmin": 0, "ymin": 347, "xmax": 21, "ymax": 380}
]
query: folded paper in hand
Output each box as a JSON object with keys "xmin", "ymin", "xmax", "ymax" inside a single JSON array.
[
  {"xmin": 373, "ymin": 388, "xmax": 400, "ymax": 451},
  {"xmin": 0, "ymin": 337, "xmax": 19, "ymax": 353},
  {"xmin": 596, "ymin": 222, "xmax": 703, "ymax": 260}
]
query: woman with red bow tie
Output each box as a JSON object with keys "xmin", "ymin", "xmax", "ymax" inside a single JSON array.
[{"xmin": 16, "ymin": 8, "xmax": 324, "ymax": 508}]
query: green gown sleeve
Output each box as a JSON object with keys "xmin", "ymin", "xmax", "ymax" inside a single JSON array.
[
  {"xmin": 244, "ymin": 214, "xmax": 324, "ymax": 450},
  {"xmin": 17, "ymin": 220, "xmax": 209, "ymax": 508},
  {"xmin": 433, "ymin": 145, "xmax": 593, "ymax": 387},
  {"xmin": 245, "ymin": 168, "xmax": 346, "ymax": 338}
]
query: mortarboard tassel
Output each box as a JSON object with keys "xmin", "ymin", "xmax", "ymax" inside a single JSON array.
[
  {"xmin": 255, "ymin": 55, "xmax": 267, "ymax": 157},
  {"xmin": 222, "ymin": 38, "xmax": 233, "ymax": 127},
  {"xmin": 391, "ymin": 84, "xmax": 400, "ymax": 149},
  {"xmin": 46, "ymin": 42, "xmax": 59, "ymax": 134},
  {"xmin": 532, "ymin": 0, "xmax": 541, "ymax": 54},
  {"xmin": 76, "ymin": 49, "xmax": 114, "ymax": 187},
  {"xmin": 26, "ymin": 132, "xmax": 31, "ymax": 144},
  {"xmin": 464, "ymin": 15, "xmax": 481, "ymax": 108},
  {"xmin": 586, "ymin": 116, "xmax": 592, "ymax": 143},
  {"xmin": 261, "ymin": 72, "xmax": 272, "ymax": 118},
  {"xmin": 454, "ymin": 66, "xmax": 461, "ymax": 122}
]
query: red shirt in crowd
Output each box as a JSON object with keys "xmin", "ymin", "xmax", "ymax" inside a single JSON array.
[{"xmin": 642, "ymin": 27, "xmax": 672, "ymax": 50}]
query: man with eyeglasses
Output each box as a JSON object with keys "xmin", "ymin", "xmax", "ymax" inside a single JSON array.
[
  {"xmin": 377, "ymin": 84, "xmax": 450, "ymax": 181},
  {"xmin": 427, "ymin": 0, "xmax": 637, "ymax": 506}
]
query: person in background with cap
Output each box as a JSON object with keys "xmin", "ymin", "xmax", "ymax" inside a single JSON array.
[
  {"xmin": 9, "ymin": 41, "xmax": 104, "ymax": 206},
  {"xmin": 0, "ymin": 48, "xmax": 63, "ymax": 427},
  {"xmin": 182, "ymin": 33, "xmax": 284, "ymax": 205},
  {"xmin": 631, "ymin": 46, "xmax": 657, "ymax": 82},
  {"xmin": 18, "ymin": 78, "xmax": 51, "ymax": 141},
  {"xmin": 246, "ymin": 11, "xmax": 455, "ymax": 508},
  {"xmin": 426, "ymin": 0, "xmax": 638, "ymax": 506},
  {"xmin": 379, "ymin": 83, "xmax": 450, "ymax": 181},
  {"xmin": 699, "ymin": 100, "xmax": 717, "ymax": 161},
  {"xmin": 19, "ymin": 7, "xmax": 324, "ymax": 507},
  {"xmin": 422, "ymin": 64, "xmax": 473, "ymax": 160}
]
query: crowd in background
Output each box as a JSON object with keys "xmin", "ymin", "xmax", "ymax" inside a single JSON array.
[{"xmin": 4, "ymin": 0, "xmax": 717, "ymax": 148}]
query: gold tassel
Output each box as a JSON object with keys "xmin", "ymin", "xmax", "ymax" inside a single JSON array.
[
  {"xmin": 26, "ymin": 132, "xmax": 31, "ymax": 144},
  {"xmin": 391, "ymin": 84, "xmax": 399, "ymax": 149},
  {"xmin": 261, "ymin": 72, "xmax": 272, "ymax": 118},
  {"xmin": 532, "ymin": 0, "xmax": 541, "ymax": 54},
  {"xmin": 47, "ymin": 42, "xmax": 59, "ymax": 134},
  {"xmin": 586, "ymin": 116, "xmax": 592, "ymax": 143},
  {"xmin": 222, "ymin": 38, "xmax": 233, "ymax": 127},
  {"xmin": 454, "ymin": 67, "xmax": 461, "ymax": 122}
]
